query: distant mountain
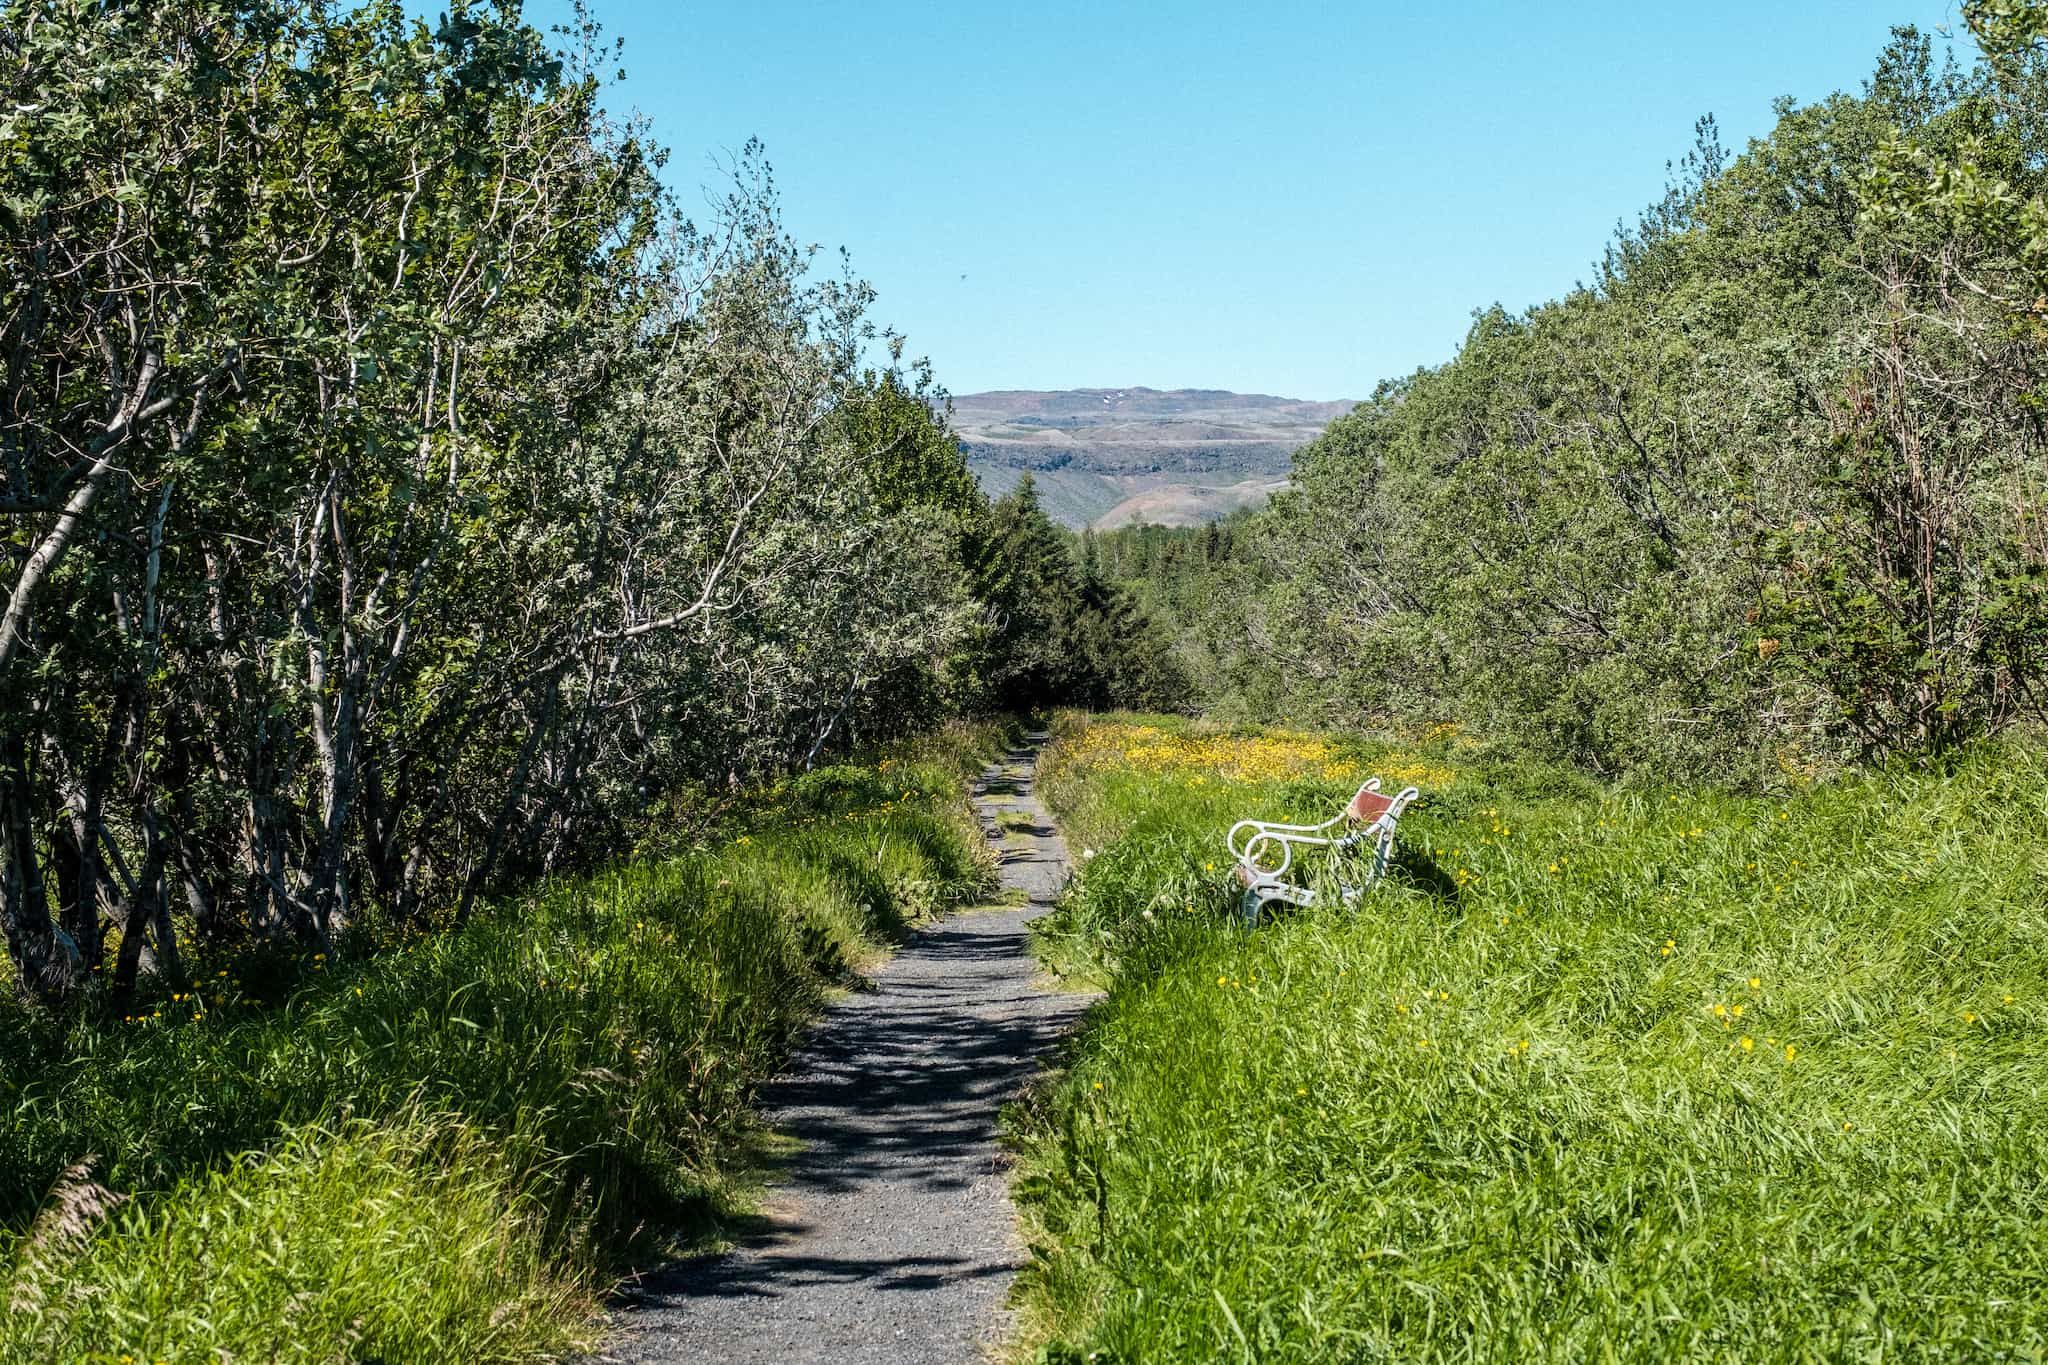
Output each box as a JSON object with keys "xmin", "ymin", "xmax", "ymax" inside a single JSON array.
[{"xmin": 951, "ymin": 387, "xmax": 1355, "ymax": 529}]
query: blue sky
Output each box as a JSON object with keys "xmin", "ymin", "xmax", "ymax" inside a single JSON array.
[{"xmin": 521, "ymin": 0, "xmax": 1962, "ymax": 399}]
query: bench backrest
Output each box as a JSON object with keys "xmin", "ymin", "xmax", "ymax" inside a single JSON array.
[{"xmin": 1347, "ymin": 784, "xmax": 1396, "ymax": 824}]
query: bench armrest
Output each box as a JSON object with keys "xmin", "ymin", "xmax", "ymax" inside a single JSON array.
[{"xmin": 1227, "ymin": 812, "xmax": 1345, "ymax": 861}]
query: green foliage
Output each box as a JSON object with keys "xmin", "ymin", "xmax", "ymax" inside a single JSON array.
[
  {"xmin": 971, "ymin": 479, "xmax": 1190, "ymax": 714},
  {"xmin": 0, "ymin": 0, "xmax": 1005, "ymax": 1006},
  {"xmin": 1014, "ymin": 715, "xmax": 2048, "ymax": 1361},
  {"xmin": 0, "ymin": 725, "xmax": 1000, "ymax": 1359},
  {"xmin": 1965, "ymin": 0, "xmax": 2048, "ymax": 67},
  {"xmin": 3, "ymin": 1117, "xmax": 590, "ymax": 1364},
  {"xmin": 1090, "ymin": 516, "xmax": 1275, "ymax": 713},
  {"xmin": 1147, "ymin": 28, "xmax": 2048, "ymax": 782},
  {"xmin": 838, "ymin": 367, "xmax": 987, "ymax": 525}
]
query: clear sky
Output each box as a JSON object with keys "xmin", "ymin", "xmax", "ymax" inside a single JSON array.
[{"xmin": 519, "ymin": 0, "xmax": 1962, "ymax": 400}]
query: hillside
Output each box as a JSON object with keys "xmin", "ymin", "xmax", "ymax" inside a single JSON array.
[{"xmin": 953, "ymin": 387, "xmax": 1354, "ymax": 528}]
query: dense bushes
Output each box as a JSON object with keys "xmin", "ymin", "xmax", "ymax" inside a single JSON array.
[
  {"xmin": 1106, "ymin": 20, "xmax": 2048, "ymax": 784},
  {"xmin": 0, "ymin": 0, "xmax": 1013, "ymax": 1007},
  {"xmin": 0, "ymin": 0, "xmax": 1184, "ymax": 1008},
  {"xmin": 1015, "ymin": 715, "xmax": 2048, "ymax": 1361}
]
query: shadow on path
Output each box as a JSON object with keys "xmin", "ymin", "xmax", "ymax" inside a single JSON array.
[{"xmin": 597, "ymin": 738, "xmax": 1090, "ymax": 1365}]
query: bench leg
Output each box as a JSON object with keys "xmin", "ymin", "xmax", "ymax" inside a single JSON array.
[{"xmin": 1241, "ymin": 883, "xmax": 1322, "ymax": 926}]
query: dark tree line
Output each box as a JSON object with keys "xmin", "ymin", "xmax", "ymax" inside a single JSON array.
[{"xmin": 973, "ymin": 477, "xmax": 1190, "ymax": 716}]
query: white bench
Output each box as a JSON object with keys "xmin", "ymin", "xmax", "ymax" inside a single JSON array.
[{"xmin": 1227, "ymin": 779, "xmax": 1419, "ymax": 923}]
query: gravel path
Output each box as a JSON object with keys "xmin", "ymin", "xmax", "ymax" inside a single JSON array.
[{"xmin": 597, "ymin": 736, "xmax": 1087, "ymax": 1365}]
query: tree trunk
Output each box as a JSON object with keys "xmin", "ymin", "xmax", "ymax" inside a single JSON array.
[{"xmin": 0, "ymin": 734, "xmax": 82, "ymax": 1005}]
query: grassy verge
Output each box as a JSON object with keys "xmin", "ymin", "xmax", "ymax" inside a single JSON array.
[
  {"xmin": 0, "ymin": 720, "xmax": 1008, "ymax": 1364},
  {"xmin": 1013, "ymin": 713, "xmax": 2048, "ymax": 1362}
]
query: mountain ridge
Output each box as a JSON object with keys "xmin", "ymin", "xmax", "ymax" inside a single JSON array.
[{"xmin": 952, "ymin": 387, "xmax": 1354, "ymax": 529}]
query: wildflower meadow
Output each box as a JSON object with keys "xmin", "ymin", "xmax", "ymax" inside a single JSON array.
[{"xmin": 1013, "ymin": 714, "xmax": 2048, "ymax": 1362}]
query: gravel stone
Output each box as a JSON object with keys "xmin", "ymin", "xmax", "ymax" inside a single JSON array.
[{"xmin": 597, "ymin": 736, "xmax": 1088, "ymax": 1364}]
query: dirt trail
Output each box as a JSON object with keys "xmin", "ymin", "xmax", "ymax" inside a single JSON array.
[{"xmin": 599, "ymin": 736, "xmax": 1085, "ymax": 1365}]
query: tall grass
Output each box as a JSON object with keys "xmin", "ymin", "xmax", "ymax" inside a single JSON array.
[
  {"xmin": 0, "ymin": 720, "xmax": 1006, "ymax": 1363},
  {"xmin": 1015, "ymin": 714, "xmax": 2048, "ymax": 1361},
  {"xmin": 6, "ymin": 1116, "xmax": 589, "ymax": 1364}
]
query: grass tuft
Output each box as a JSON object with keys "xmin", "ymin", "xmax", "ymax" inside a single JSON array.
[{"xmin": 5, "ymin": 1115, "xmax": 589, "ymax": 1364}]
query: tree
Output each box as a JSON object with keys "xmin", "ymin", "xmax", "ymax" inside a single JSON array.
[
  {"xmin": 0, "ymin": 0, "xmax": 994, "ymax": 1005},
  {"xmin": 1180, "ymin": 27, "xmax": 2048, "ymax": 777}
]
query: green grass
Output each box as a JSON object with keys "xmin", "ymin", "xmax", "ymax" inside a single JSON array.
[
  {"xmin": 1013, "ymin": 713, "xmax": 2048, "ymax": 1362},
  {"xmin": 6, "ymin": 1116, "xmax": 589, "ymax": 1364},
  {"xmin": 0, "ymin": 720, "xmax": 1008, "ymax": 1363}
]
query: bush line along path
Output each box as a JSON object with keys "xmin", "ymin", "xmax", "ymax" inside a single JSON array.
[{"xmin": 603, "ymin": 735, "xmax": 1089, "ymax": 1364}]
